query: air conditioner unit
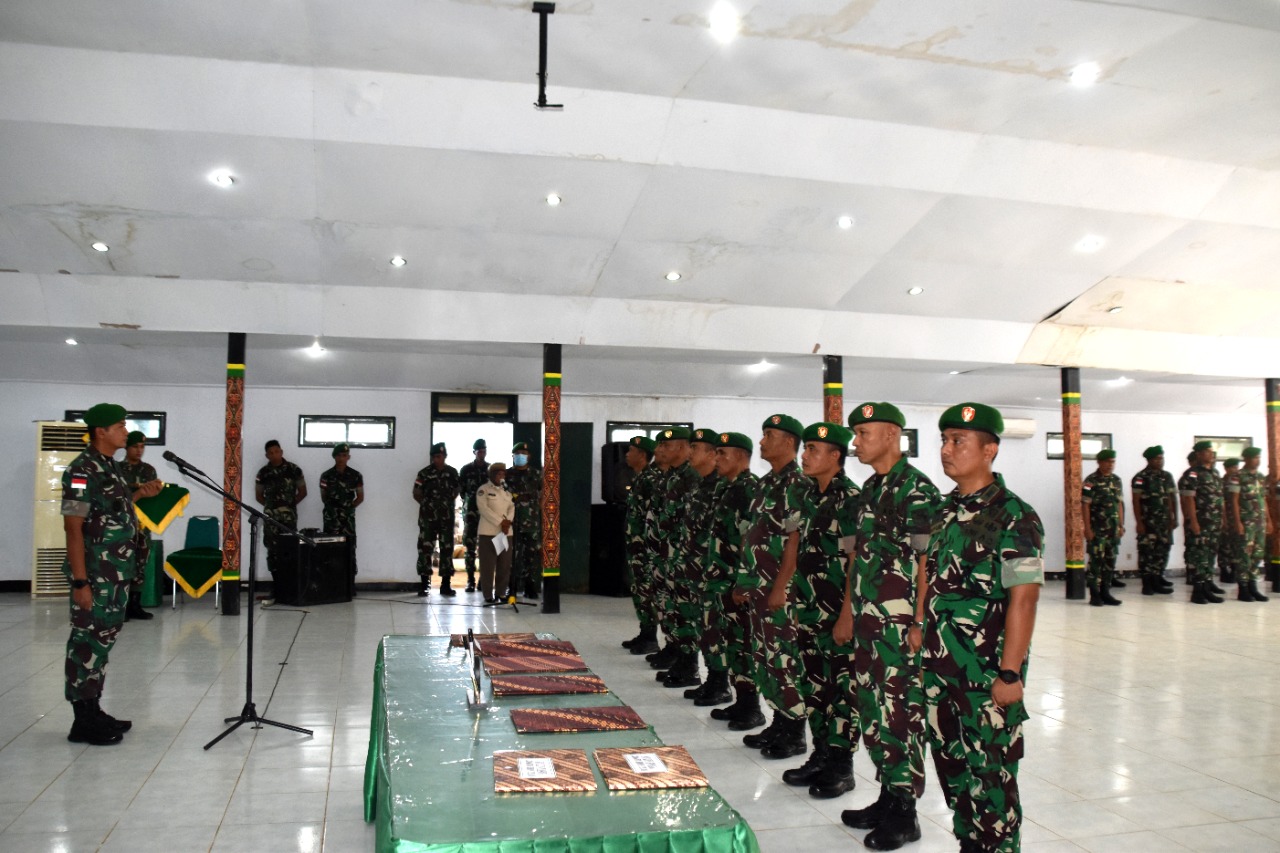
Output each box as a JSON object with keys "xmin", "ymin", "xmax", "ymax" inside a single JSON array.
[
  {"xmin": 33, "ymin": 421, "xmax": 86, "ymax": 597},
  {"xmin": 1002, "ymin": 418, "xmax": 1037, "ymax": 440}
]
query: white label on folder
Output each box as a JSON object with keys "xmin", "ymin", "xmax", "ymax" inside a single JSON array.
[
  {"xmin": 517, "ymin": 757, "xmax": 557, "ymax": 779},
  {"xmin": 624, "ymin": 753, "xmax": 667, "ymax": 774}
]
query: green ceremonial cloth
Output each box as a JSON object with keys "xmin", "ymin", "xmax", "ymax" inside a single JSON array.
[
  {"xmin": 364, "ymin": 635, "xmax": 759, "ymax": 853},
  {"xmin": 164, "ymin": 547, "xmax": 222, "ymax": 598},
  {"xmin": 134, "ymin": 484, "xmax": 191, "ymax": 535}
]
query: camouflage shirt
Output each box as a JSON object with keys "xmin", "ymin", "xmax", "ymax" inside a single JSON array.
[
  {"xmin": 923, "ymin": 474, "xmax": 1044, "ymax": 690},
  {"xmin": 1178, "ymin": 465, "xmax": 1223, "ymax": 530},
  {"xmin": 739, "ymin": 460, "xmax": 807, "ymax": 591},
  {"xmin": 458, "ymin": 459, "xmax": 490, "ymax": 512},
  {"xmin": 1235, "ymin": 469, "xmax": 1267, "ymax": 531},
  {"xmin": 257, "ymin": 461, "xmax": 306, "ymax": 512},
  {"xmin": 1131, "ymin": 466, "xmax": 1176, "ymax": 530},
  {"xmin": 1081, "ymin": 471, "xmax": 1123, "ymax": 539},
  {"xmin": 685, "ymin": 470, "xmax": 723, "ymax": 567},
  {"xmin": 119, "ymin": 461, "xmax": 158, "ymax": 491},
  {"xmin": 505, "ymin": 465, "xmax": 543, "ymax": 542},
  {"xmin": 706, "ymin": 471, "xmax": 760, "ymax": 592},
  {"xmin": 415, "ymin": 464, "xmax": 460, "ymax": 526},
  {"xmin": 656, "ymin": 461, "xmax": 703, "ymax": 566},
  {"xmin": 319, "ymin": 465, "xmax": 363, "ymax": 534},
  {"xmin": 626, "ymin": 464, "xmax": 660, "ymax": 560},
  {"xmin": 794, "ymin": 471, "xmax": 860, "ymax": 620},
  {"xmin": 61, "ymin": 445, "xmax": 139, "ymax": 570},
  {"xmin": 642, "ymin": 467, "xmax": 670, "ymax": 555},
  {"xmin": 854, "ymin": 456, "xmax": 941, "ymax": 619}
]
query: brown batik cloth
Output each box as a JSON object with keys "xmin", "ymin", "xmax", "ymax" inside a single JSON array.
[
  {"xmin": 482, "ymin": 653, "xmax": 588, "ymax": 674},
  {"xmin": 493, "ymin": 748, "xmax": 597, "ymax": 793},
  {"xmin": 509, "ymin": 706, "xmax": 646, "ymax": 734},
  {"xmin": 477, "ymin": 639, "xmax": 579, "ymax": 658},
  {"xmin": 450, "ymin": 632, "xmax": 536, "ymax": 648},
  {"xmin": 490, "ymin": 673, "xmax": 609, "ymax": 696},
  {"xmin": 593, "ymin": 746, "xmax": 710, "ymax": 791}
]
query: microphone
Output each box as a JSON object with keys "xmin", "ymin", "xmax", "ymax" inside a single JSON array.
[{"xmin": 162, "ymin": 450, "xmax": 209, "ymax": 478}]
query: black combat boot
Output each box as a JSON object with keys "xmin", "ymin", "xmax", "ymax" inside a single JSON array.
[
  {"xmin": 90, "ymin": 697, "xmax": 132, "ymax": 733},
  {"xmin": 782, "ymin": 740, "xmax": 829, "ymax": 786},
  {"xmin": 742, "ymin": 711, "xmax": 782, "ymax": 747},
  {"xmin": 726, "ymin": 690, "xmax": 766, "ymax": 730},
  {"xmin": 1207, "ymin": 579, "xmax": 1226, "ymax": 595},
  {"xmin": 68, "ymin": 699, "xmax": 123, "ymax": 746},
  {"xmin": 1191, "ymin": 581, "xmax": 1222, "ymax": 604},
  {"xmin": 1250, "ymin": 581, "xmax": 1269, "ymax": 602},
  {"xmin": 1155, "ymin": 573, "xmax": 1174, "ymax": 592},
  {"xmin": 628, "ymin": 625, "xmax": 659, "ymax": 655},
  {"xmin": 622, "ymin": 626, "xmax": 648, "ymax": 649},
  {"xmin": 760, "ymin": 716, "xmax": 807, "ymax": 759},
  {"xmin": 647, "ymin": 643, "xmax": 679, "ymax": 669},
  {"xmin": 1099, "ymin": 576, "xmax": 1122, "ymax": 606},
  {"xmin": 863, "ymin": 788, "xmax": 922, "ymax": 850},
  {"xmin": 417, "ymin": 575, "xmax": 430, "ymax": 596},
  {"xmin": 809, "ymin": 747, "xmax": 855, "ymax": 798},
  {"xmin": 694, "ymin": 669, "xmax": 733, "ymax": 706},
  {"xmin": 1238, "ymin": 583, "xmax": 1257, "ymax": 601},
  {"xmin": 1110, "ymin": 575, "xmax": 1125, "ymax": 588},
  {"xmin": 1088, "ymin": 583, "xmax": 1103, "ymax": 607},
  {"xmin": 439, "ymin": 576, "xmax": 456, "ymax": 597},
  {"xmin": 710, "ymin": 688, "xmax": 746, "ymax": 721},
  {"xmin": 662, "ymin": 652, "xmax": 702, "ymax": 689},
  {"xmin": 841, "ymin": 785, "xmax": 892, "ymax": 829},
  {"xmin": 1141, "ymin": 576, "xmax": 1154, "ymax": 596},
  {"xmin": 125, "ymin": 589, "xmax": 154, "ymax": 621},
  {"xmin": 465, "ymin": 571, "xmax": 476, "ymax": 593}
]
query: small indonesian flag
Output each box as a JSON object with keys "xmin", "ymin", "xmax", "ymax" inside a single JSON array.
[{"xmin": 71, "ymin": 475, "xmax": 88, "ymax": 491}]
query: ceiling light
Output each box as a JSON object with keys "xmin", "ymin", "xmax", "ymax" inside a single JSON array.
[
  {"xmin": 91, "ymin": 242, "xmax": 109, "ymax": 252},
  {"xmin": 1108, "ymin": 305, "xmax": 1123, "ymax": 314},
  {"xmin": 1070, "ymin": 61, "xmax": 1101, "ymax": 88},
  {"xmin": 65, "ymin": 338, "xmax": 78, "ymax": 346},
  {"xmin": 837, "ymin": 215, "xmax": 855, "ymax": 230},
  {"xmin": 907, "ymin": 286, "xmax": 924, "ymax": 296},
  {"xmin": 709, "ymin": 1, "xmax": 740, "ymax": 44},
  {"xmin": 545, "ymin": 194, "xmax": 562, "ymax": 206},
  {"xmin": 208, "ymin": 169, "xmax": 235, "ymax": 188},
  {"xmin": 1075, "ymin": 234, "xmax": 1105, "ymax": 253},
  {"xmin": 948, "ymin": 370, "xmax": 960, "ymax": 375},
  {"xmin": 1110, "ymin": 375, "xmax": 1133, "ymax": 386},
  {"xmin": 389, "ymin": 256, "xmax": 407, "ymax": 267},
  {"xmin": 747, "ymin": 359, "xmax": 773, "ymax": 374},
  {"xmin": 307, "ymin": 340, "xmax": 324, "ymax": 357},
  {"xmin": 665, "ymin": 271, "xmax": 681, "ymax": 282}
]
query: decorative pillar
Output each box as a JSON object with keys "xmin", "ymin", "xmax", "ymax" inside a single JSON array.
[
  {"xmin": 1061, "ymin": 368, "xmax": 1085, "ymax": 599},
  {"xmin": 823, "ymin": 355, "xmax": 844, "ymax": 425},
  {"xmin": 541, "ymin": 344, "xmax": 562, "ymax": 614},
  {"xmin": 221, "ymin": 333, "xmax": 246, "ymax": 615},
  {"xmin": 1267, "ymin": 378, "xmax": 1280, "ymax": 589}
]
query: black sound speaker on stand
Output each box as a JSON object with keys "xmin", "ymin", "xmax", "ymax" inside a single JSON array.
[
  {"xmin": 277, "ymin": 530, "xmax": 352, "ymax": 606},
  {"xmin": 592, "ymin": 443, "xmax": 633, "ymax": 597}
]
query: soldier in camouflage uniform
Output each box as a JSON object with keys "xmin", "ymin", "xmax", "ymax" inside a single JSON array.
[
  {"xmin": 62, "ymin": 403, "xmax": 140, "ymax": 745},
  {"xmin": 706, "ymin": 432, "xmax": 764, "ymax": 728},
  {"xmin": 840, "ymin": 403, "xmax": 941, "ymax": 847},
  {"xmin": 413, "ymin": 442, "xmax": 460, "ymax": 596},
  {"xmin": 647, "ymin": 427, "xmax": 702, "ymax": 683},
  {"xmin": 1082, "ymin": 449, "xmax": 1124, "ymax": 606},
  {"xmin": 1180, "ymin": 440, "xmax": 1225, "ymax": 604},
  {"xmin": 119, "ymin": 430, "xmax": 162, "ymax": 620},
  {"xmin": 781, "ymin": 422, "xmax": 862, "ymax": 800},
  {"xmin": 632, "ymin": 439, "xmax": 673, "ymax": 657},
  {"xmin": 457, "ymin": 439, "xmax": 490, "ymax": 593},
  {"xmin": 734, "ymin": 414, "xmax": 809, "ymax": 759},
  {"xmin": 255, "ymin": 439, "xmax": 307, "ymax": 593},
  {"xmin": 319, "ymin": 442, "xmax": 363, "ymax": 584},
  {"xmin": 1230, "ymin": 447, "xmax": 1273, "ymax": 601},
  {"xmin": 621, "ymin": 436, "xmax": 661, "ymax": 654},
  {"xmin": 1219, "ymin": 458, "xmax": 1242, "ymax": 583},
  {"xmin": 1131, "ymin": 446, "xmax": 1176, "ymax": 596},
  {"xmin": 506, "ymin": 442, "xmax": 543, "ymax": 599},
  {"xmin": 923, "ymin": 403, "xmax": 1045, "ymax": 853},
  {"xmin": 667, "ymin": 428, "xmax": 720, "ymax": 692}
]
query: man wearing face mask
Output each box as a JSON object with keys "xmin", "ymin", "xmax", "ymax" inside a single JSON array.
[
  {"xmin": 476, "ymin": 462, "xmax": 515, "ymax": 604},
  {"xmin": 506, "ymin": 442, "xmax": 543, "ymax": 600}
]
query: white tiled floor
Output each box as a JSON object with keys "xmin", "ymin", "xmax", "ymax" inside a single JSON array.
[{"xmin": 1, "ymin": 581, "xmax": 1278, "ymax": 852}]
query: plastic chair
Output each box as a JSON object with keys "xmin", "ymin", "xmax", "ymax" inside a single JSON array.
[{"xmin": 165, "ymin": 516, "xmax": 223, "ymax": 608}]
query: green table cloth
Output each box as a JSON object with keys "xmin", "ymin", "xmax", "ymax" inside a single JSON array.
[{"xmin": 364, "ymin": 635, "xmax": 758, "ymax": 853}]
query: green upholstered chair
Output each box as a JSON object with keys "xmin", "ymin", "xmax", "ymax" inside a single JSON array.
[{"xmin": 165, "ymin": 516, "xmax": 223, "ymax": 608}]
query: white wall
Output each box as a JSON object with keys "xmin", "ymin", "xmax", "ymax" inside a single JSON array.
[{"xmin": 4, "ymin": 381, "xmax": 1271, "ymax": 584}]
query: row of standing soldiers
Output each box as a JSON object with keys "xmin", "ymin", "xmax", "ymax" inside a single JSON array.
[{"xmin": 621, "ymin": 403, "xmax": 1044, "ymax": 853}]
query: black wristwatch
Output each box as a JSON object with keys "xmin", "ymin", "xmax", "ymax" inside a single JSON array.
[
  {"xmin": 997, "ymin": 669, "xmax": 1021, "ymax": 685},
  {"xmin": 70, "ymin": 578, "xmax": 90, "ymax": 590}
]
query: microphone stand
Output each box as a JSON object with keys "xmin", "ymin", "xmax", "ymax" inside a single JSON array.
[{"xmin": 163, "ymin": 452, "xmax": 315, "ymax": 749}]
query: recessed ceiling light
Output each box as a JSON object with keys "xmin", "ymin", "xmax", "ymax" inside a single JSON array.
[
  {"xmin": 91, "ymin": 242, "xmax": 109, "ymax": 252},
  {"xmin": 1108, "ymin": 305, "xmax": 1123, "ymax": 314},
  {"xmin": 1070, "ymin": 61, "xmax": 1102, "ymax": 88},
  {"xmin": 709, "ymin": 1, "xmax": 740, "ymax": 44},
  {"xmin": 1075, "ymin": 234, "xmax": 1105, "ymax": 253},
  {"xmin": 747, "ymin": 359, "xmax": 774, "ymax": 374},
  {"xmin": 837, "ymin": 215, "xmax": 855, "ymax": 230},
  {"xmin": 545, "ymin": 194, "xmax": 562, "ymax": 206},
  {"xmin": 208, "ymin": 169, "xmax": 235, "ymax": 188},
  {"xmin": 948, "ymin": 370, "xmax": 960, "ymax": 375},
  {"xmin": 389, "ymin": 256, "xmax": 407, "ymax": 267},
  {"xmin": 65, "ymin": 338, "xmax": 78, "ymax": 346},
  {"xmin": 307, "ymin": 340, "xmax": 324, "ymax": 357},
  {"xmin": 907, "ymin": 286, "xmax": 924, "ymax": 296},
  {"xmin": 665, "ymin": 271, "xmax": 682, "ymax": 282}
]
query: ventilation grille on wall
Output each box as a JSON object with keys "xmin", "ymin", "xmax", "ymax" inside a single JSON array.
[
  {"xmin": 40, "ymin": 424, "xmax": 87, "ymax": 451},
  {"xmin": 34, "ymin": 548, "xmax": 68, "ymax": 597}
]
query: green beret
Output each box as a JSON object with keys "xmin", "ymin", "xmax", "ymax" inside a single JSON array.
[
  {"xmin": 629, "ymin": 436, "xmax": 656, "ymax": 454},
  {"xmin": 761, "ymin": 413, "xmax": 804, "ymax": 439},
  {"xmin": 848, "ymin": 402, "xmax": 905, "ymax": 429},
  {"xmin": 1243, "ymin": 446, "xmax": 1261, "ymax": 459},
  {"xmin": 1143, "ymin": 446, "xmax": 1163, "ymax": 460},
  {"xmin": 938, "ymin": 402, "xmax": 1003, "ymax": 440},
  {"xmin": 1223, "ymin": 458, "xmax": 1239, "ymax": 468},
  {"xmin": 511, "ymin": 442, "xmax": 529, "ymax": 453},
  {"xmin": 84, "ymin": 403, "xmax": 127, "ymax": 428},
  {"xmin": 126, "ymin": 430, "xmax": 146, "ymax": 447},
  {"xmin": 656, "ymin": 426, "xmax": 691, "ymax": 442},
  {"xmin": 1192, "ymin": 440, "xmax": 1213, "ymax": 452},
  {"xmin": 1096, "ymin": 449, "xmax": 1116, "ymax": 461},
  {"xmin": 716, "ymin": 432, "xmax": 753, "ymax": 453},
  {"xmin": 803, "ymin": 422, "xmax": 852, "ymax": 450},
  {"xmin": 473, "ymin": 438, "xmax": 487, "ymax": 450},
  {"xmin": 690, "ymin": 428, "xmax": 719, "ymax": 445},
  {"xmin": 332, "ymin": 442, "xmax": 350, "ymax": 457},
  {"xmin": 432, "ymin": 442, "xmax": 447, "ymax": 455}
]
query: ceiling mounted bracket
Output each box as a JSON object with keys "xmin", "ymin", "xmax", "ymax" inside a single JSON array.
[{"xmin": 532, "ymin": 2, "xmax": 563, "ymax": 110}]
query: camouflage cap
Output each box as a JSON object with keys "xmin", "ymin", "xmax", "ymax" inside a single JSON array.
[
  {"xmin": 1192, "ymin": 440, "xmax": 1213, "ymax": 452},
  {"xmin": 628, "ymin": 435, "xmax": 656, "ymax": 454},
  {"xmin": 473, "ymin": 438, "xmax": 487, "ymax": 450},
  {"xmin": 1242, "ymin": 446, "xmax": 1261, "ymax": 459},
  {"xmin": 1223, "ymin": 458, "xmax": 1240, "ymax": 468},
  {"xmin": 512, "ymin": 441, "xmax": 530, "ymax": 453},
  {"xmin": 938, "ymin": 402, "xmax": 1003, "ymax": 440},
  {"xmin": 332, "ymin": 442, "xmax": 350, "ymax": 457},
  {"xmin": 1143, "ymin": 445, "xmax": 1163, "ymax": 459},
  {"xmin": 848, "ymin": 402, "xmax": 905, "ymax": 429},
  {"xmin": 1096, "ymin": 449, "xmax": 1116, "ymax": 461},
  {"xmin": 656, "ymin": 426, "xmax": 692, "ymax": 442},
  {"xmin": 84, "ymin": 403, "xmax": 127, "ymax": 427},
  {"xmin": 432, "ymin": 442, "xmax": 447, "ymax": 456},
  {"xmin": 716, "ymin": 432, "xmax": 753, "ymax": 453},
  {"xmin": 690, "ymin": 427, "xmax": 719, "ymax": 445},
  {"xmin": 761, "ymin": 413, "xmax": 804, "ymax": 439},
  {"xmin": 802, "ymin": 422, "xmax": 852, "ymax": 450},
  {"xmin": 126, "ymin": 430, "xmax": 147, "ymax": 447}
]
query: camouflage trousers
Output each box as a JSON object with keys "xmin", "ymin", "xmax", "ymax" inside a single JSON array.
[
  {"xmin": 323, "ymin": 508, "xmax": 357, "ymax": 575},
  {"xmin": 669, "ymin": 554, "xmax": 705, "ymax": 653},
  {"xmin": 925, "ymin": 673, "xmax": 1026, "ymax": 853},
  {"xmin": 130, "ymin": 531, "xmax": 151, "ymax": 585},
  {"xmin": 855, "ymin": 613, "xmax": 926, "ymax": 797},
  {"xmin": 1137, "ymin": 531, "xmax": 1173, "ymax": 578},
  {"xmin": 627, "ymin": 548, "xmax": 659, "ymax": 628},
  {"xmin": 65, "ymin": 544, "xmax": 132, "ymax": 702},
  {"xmin": 749, "ymin": 598, "xmax": 806, "ymax": 721},
  {"xmin": 795, "ymin": 612, "xmax": 858, "ymax": 751},
  {"xmin": 721, "ymin": 592, "xmax": 756, "ymax": 690},
  {"xmin": 463, "ymin": 507, "xmax": 480, "ymax": 580},
  {"xmin": 511, "ymin": 534, "xmax": 542, "ymax": 595},
  {"xmin": 1238, "ymin": 525, "xmax": 1268, "ymax": 583},
  {"xmin": 648, "ymin": 553, "xmax": 673, "ymax": 640},
  {"xmin": 417, "ymin": 519, "xmax": 454, "ymax": 580},
  {"xmin": 700, "ymin": 580, "xmax": 733, "ymax": 673},
  {"xmin": 1183, "ymin": 529, "xmax": 1219, "ymax": 583},
  {"xmin": 263, "ymin": 507, "xmax": 297, "ymax": 577},
  {"xmin": 1086, "ymin": 536, "xmax": 1119, "ymax": 586},
  {"xmin": 1219, "ymin": 531, "xmax": 1241, "ymax": 578}
]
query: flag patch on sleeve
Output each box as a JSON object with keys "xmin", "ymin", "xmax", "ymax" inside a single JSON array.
[{"xmin": 71, "ymin": 476, "xmax": 88, "ymax": 491}]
